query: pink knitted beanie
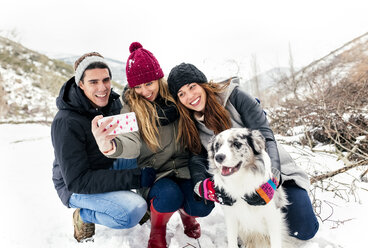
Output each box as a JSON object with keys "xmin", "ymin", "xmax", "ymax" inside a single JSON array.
[{"xmin": 126, "ymin": 42, "xmax": 164, "ymax": 88}]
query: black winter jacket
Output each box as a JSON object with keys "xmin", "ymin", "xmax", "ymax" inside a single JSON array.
[{"xmin": 51, "ymin": 77, "xmax": 141, "ymax": 207}]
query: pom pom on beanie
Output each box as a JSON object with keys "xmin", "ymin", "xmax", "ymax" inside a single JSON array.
[{"xmin": 129, "ymin": 42, "xmax": 143, "ymax": 53}]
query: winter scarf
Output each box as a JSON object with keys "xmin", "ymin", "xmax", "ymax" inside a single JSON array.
[{"xmin": 154, "ymin": 96, "xmax": 179, "ymax": 126}]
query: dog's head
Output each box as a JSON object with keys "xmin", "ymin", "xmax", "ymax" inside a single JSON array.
[{"xmin": 207, "ymin": 128, "xmax": 266, "ymax": 177}]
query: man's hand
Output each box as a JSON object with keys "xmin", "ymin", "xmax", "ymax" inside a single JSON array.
[
  {"xmin": 91, "ymin": 115, "xmax": 118, "ymax": 154},
  {"xmin": 198, "ymin": 178, "xmax": 236, "ymax": 206}
]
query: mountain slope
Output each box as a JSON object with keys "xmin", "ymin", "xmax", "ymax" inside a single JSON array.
[
  {"xmin": 0, "ymin": 36, "xmax": 125, "ymax": 123},
  {"xmin": 270, "ymin": 32, "xmax": 368, "ymax": 103},
  {"xmin": 0, "ymin": 36, "xmax": 74, "ymax": 123}
]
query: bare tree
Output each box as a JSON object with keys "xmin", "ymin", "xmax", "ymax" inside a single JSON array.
[
  {"xmin": 276, "ymin": 43, "xmax": 301, "ymax": 100},
  {"xmin": 288, "ymin": 43, "xmax": 299, "ymax": 99},
  {"xmin": 0, "ymin": 75, "xmax": 8, "ymax": 118}
]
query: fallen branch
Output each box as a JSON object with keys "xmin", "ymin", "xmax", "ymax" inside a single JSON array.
[
  {"xmin": 336, "ymin": 112, "xmax": 368, "ymax": 136},
  {"xmin": 322, "ymin": 123, "xmax": 368, "ymax": 160},
  {"xmin": 310, "ymin": 159, "xmax": 367, "ymax": 184},
  {"xmin": 361, "ymin": 168, "xmax": 368, "ymax": 182}
]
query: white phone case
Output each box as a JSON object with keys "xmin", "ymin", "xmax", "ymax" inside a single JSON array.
[{"xmin": 98, "ymin": 112, "xmax": 138, "ymax": 135}]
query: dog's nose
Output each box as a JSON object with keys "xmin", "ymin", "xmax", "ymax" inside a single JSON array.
[{"xmin": 215, "ymin": 154, "xmax": 226, "ymax": 163}]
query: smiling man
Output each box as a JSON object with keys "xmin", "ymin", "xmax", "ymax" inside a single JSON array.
[
  {"xmin": 79, "ymin": 69, "xmax": 111, "ymax": 107},
  {"xmin": 51, "ymin": 52, "xmax": 154, "ymax": 243}
]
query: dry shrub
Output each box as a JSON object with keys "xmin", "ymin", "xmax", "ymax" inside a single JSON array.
[
  {"xmin": 270, "ymin": 76, "xmax": 368, "ymax": 162},
  {"xmin": 0, "ymin": 75, "xmax": 8, "ymax": 117}
]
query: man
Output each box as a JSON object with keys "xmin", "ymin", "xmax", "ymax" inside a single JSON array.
[{"xmin": 51, "ymin": 52, "xmax": 155, "ymax": 242}]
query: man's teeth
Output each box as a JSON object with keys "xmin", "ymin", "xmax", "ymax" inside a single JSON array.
[
  {"xmin": 96, "ymin": 94, "xmax": 107, "ymax": 97},
  {"xmin": 191, "ymin": 97, "xmax": 200, "ymax": 105}
]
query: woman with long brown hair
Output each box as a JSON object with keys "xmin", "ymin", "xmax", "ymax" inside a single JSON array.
[{"xmin": 167, "ymin": 63, "xmax": 319, "ymax": 241}]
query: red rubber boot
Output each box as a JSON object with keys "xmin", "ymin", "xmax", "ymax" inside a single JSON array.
[
  {"xmin": 147, "ymin": 201, "xmax": 174, "ymax": 248},
  {"xmin": 178, "ymin": 208, "xmax": 201, "ymax": 239}
]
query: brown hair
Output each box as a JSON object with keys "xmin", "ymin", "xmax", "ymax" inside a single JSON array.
[
  {"xmin": 124, "ymin": 78, "xmax": 178, "ymax": 151},
  {"xmin": 177, "ymin": 80, "xmax": 232, "ymax": 154}
]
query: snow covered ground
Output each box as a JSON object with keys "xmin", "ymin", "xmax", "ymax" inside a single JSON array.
[{"xmin": 0, "ymin": 124, "xmax": 367, "ymax": 248}]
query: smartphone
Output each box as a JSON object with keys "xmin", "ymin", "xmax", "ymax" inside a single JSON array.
[{"xmin": 97, "ymin": 112, "xmax": 139, "ymax": 135}]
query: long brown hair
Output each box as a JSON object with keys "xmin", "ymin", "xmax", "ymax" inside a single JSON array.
[
  {"xmin": 124, "ymin": 78, "xmax": 177, "ymax": 152},
  {"xmin": 177, "ymin": 79, "xmax": 232, "ymax": 154}
]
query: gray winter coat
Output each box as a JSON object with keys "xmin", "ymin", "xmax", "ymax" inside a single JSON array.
[{"xmin": 194, "ymin": 78, "xmax": 310, "ymax": 191}]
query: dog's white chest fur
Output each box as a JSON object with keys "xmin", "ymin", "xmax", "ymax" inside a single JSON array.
[{"xmin": 207, "ymin": 128, "xmax": 289, "ymax": 248}]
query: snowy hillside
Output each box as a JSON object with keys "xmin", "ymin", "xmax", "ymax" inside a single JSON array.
[
  {"xmin": 294, "ymin": 32, "xmax": 368, "ymax": 81},
  {"xmin": 0, "ymin": 66, "xmax": 56, "ymax": 123},
  {"xmin": 0, "ymin": 36, "xmax": 126, "ymax": 123},
  {"xmin": 268, "ymin": 32, "xmax": 368, "ymax": 103},
  {"xmin": 0, "ymin": 124, "xmax": 367, "ymax": 248},
  {"xmin": 0, "ymin": 36, "xmax": 73, "ymax": 123}
]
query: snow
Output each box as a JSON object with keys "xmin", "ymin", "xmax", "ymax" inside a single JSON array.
[
  {"xmin": 0, "ymin": 124, "xmax": 367, "ymax": 248},
  {"xmin": 128, "ymin": 59, "xmax": 134, "ymax": 69},
  {"xmin": 0, "ymin": 66, "xmax": 57, "ymax": 123}
]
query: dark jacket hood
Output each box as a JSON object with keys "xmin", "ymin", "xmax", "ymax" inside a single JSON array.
[{"xmin": 56, "ymin": 77, "xmax": 121, "ymax": 117}]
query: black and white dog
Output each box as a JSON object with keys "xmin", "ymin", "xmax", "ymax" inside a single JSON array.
[{"xmin": 207, "ymin": 128, "xmax": 289, "ymax": 248}]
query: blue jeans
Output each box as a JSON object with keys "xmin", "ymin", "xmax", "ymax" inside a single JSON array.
[
  {"xmin": 283, "ymin": 182, "xmax": 319, "ymax": 240},
  {"xmin": 148, "ymin": 177, "xmax": 214, "ymax": 216},
  {"xmin": 69, "ymin": 158, "xmax": 147, "ymax": 229}
]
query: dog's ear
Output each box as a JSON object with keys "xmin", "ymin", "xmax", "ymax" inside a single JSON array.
[
  {"xmin": 250, "ymin": 129, "xmax": 266, "ymax": 154},
  {"xmin": 207, "ymin": 135, "xmax": 216, "ymax": 154},
  {"xmin": 206, "ymin": 135, "xmax": 218, "ymax": 172},
  {"xmin": 238, "ymin": 128, "xmax": 265, "ymax": 155}
]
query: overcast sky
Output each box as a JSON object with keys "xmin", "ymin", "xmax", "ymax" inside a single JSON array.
[{"xmin": 1, "ymin": 0, "xmax": 368, "ymax": 79}]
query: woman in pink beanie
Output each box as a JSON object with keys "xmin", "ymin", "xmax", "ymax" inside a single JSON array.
[{"xmin": 93, "ymin": 42, "xmax": 214, "ymax": 248}]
